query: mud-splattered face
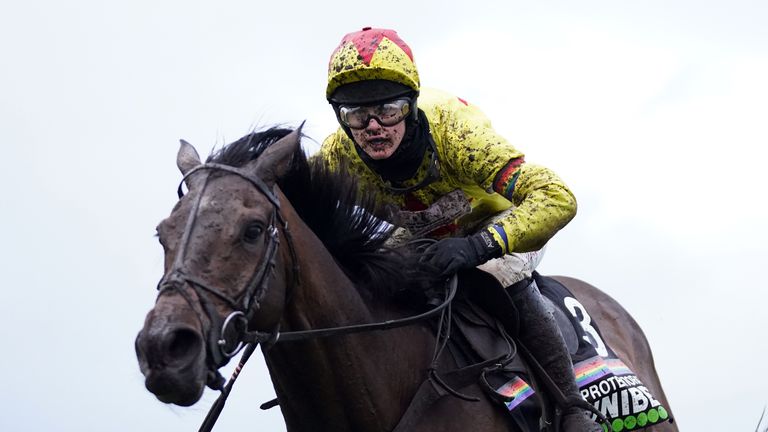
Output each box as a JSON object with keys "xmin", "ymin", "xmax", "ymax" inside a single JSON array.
[
  {"xmin": 350, "ymin": 118, "xmax": 406, "ymax": 160},
  {"xmin": 136, "ymin": 132, "xmax": 299, "ymax": 407}
]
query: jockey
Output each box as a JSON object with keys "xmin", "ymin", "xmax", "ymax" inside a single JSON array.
[{"xmin": 319, "ymin": 27, "xmax": 599, "ymax": 432}]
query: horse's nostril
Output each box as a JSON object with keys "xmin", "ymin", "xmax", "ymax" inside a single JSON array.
[{"xmin": 164, "ymin": 328, "xmax": 203, "ymax": 365}]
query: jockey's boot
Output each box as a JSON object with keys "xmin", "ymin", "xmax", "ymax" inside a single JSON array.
[{"xmin": 506, "ymin": 278, "xmax": 602, "ymax": 432}]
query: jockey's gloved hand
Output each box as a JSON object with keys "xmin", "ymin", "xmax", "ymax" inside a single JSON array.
[{"xmin": 422, "ymin": 231, "xmax": 503, "ymax": 278}]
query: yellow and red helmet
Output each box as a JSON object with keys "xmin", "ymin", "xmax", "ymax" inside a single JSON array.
[{"xmin": 326, "ymin": 27, "xmax": 420, "ymax": 102}]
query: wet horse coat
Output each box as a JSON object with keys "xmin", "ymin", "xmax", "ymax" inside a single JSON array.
[{"xmin": 135, "ymin": 127, "xmax": 677, "ymax": 431}]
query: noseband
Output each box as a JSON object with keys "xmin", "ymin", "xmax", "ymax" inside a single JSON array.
[{"xmin": 156, "ymin": 162, "xmax": 297, "ymax": 386}]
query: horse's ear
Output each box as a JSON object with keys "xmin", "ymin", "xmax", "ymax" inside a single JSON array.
[
  {"xmin": 251, "ymin": 124, "xmax": 303, "ymax": 185},
  {"xmin": 177, "ymin": 139, "xmax": 204, "ymax": 190},
  {"xmin": 177, "ymin": 139, "xmax": 202, "ymax": 175}
]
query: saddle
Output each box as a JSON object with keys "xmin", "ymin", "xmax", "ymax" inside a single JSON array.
[{"xmin": 411, "ymin": 269, "xmax": 672, "ymax": 432}]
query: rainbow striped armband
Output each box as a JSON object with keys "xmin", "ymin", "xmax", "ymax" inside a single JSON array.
[{"xmin": 492, "ymin": 157, "xmax": 524, "ymax": 201}]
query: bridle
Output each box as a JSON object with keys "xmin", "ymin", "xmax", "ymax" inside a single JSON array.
[
  {"xmin": 156, "ymin": 162, "xmax": 298, "ymax": 386},
  {"xmin": 154, "ymin": 159, "xmax": 459, "ymax": 432}
]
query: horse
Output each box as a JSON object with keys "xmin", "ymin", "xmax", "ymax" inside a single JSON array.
[{"xmin": 135, "ymin": 126, "xmax": 677, "ymax": 431}]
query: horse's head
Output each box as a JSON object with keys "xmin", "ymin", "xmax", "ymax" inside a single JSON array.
[{"xmin": 135, "ymin": 128, "xmax": 301, "ymax": 406}]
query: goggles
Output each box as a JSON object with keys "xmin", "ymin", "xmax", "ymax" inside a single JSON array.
[{"xmin": 338, "ymin": 98, "xmax": 411, "ymax": 129}]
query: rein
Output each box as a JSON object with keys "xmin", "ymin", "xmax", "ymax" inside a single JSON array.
[
  {"xmin": 157, "ymin": 161, "xmax": 460, "ymax": 432},
  {"xmin": 199, "ymin": 276, "xmax": 458, "ymax": 432},
  {"xmin": 241, "ymin": 274, "xmax": 458, "ymax": 344}
]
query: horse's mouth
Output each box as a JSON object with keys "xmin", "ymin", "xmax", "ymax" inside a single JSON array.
[
  {"xmin": 155, "ymin": 391, "xmax": 199, "ymax": 407},
  {"xmin": 144, "ymin": 368, "xmax": 206, "ymax": 406},
  {"xmin": 137, "ymin": 329, "xmax": 209, "ymax": 407}
]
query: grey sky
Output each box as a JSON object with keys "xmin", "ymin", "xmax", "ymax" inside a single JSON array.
[{"xmin": 1, "ymin": 1, "xmax": 766, "ymax": 430}]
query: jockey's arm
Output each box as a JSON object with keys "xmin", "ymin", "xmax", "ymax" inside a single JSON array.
[
  {"xmin": 487, "ymin": 162, "xmax": 577, "ymax": 254},
  {"xmin": 434, "ymin": 96, "xmax": 577, "ymax": 255}
]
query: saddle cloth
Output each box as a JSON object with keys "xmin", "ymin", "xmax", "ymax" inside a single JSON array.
[{"xmin": 449, "ymin": 272, "xmax": 673, "ymax": 432}]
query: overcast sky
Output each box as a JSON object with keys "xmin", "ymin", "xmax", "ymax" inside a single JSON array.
[{"xmin": 1, "ymin": 1, "xmax": 767, "ymax": 431}]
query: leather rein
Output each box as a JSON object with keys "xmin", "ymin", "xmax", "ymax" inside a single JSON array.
[{"xmin": 155, "ymin": 162, "xmax": 459, "ymax": 432}]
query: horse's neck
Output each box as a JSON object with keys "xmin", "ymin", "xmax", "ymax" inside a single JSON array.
[{"xmin": 266, "ymin": 209, "xmax": 432, "ymax": 432}]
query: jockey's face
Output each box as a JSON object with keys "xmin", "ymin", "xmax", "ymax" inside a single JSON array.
[{"xmin": 349, "ymin": 117, "xmax": 406, "ymax": 160}]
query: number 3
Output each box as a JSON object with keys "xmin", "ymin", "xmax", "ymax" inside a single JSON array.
[{"xmin": 563, "ymin": 297, "xmax": 608, "ymax": 357}]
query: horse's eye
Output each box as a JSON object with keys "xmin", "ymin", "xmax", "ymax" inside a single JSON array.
[{"xmin": 242, "ymin": 223, "xmax": 264, "ymax": 244}]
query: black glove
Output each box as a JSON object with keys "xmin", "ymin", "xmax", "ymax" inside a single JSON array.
[{"xmin": 422, "ymin": 230, "xmax": 503, "ymax": 277}]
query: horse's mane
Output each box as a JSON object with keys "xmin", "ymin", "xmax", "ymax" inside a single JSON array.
[{"xmin": 207, "ymin": 126, "xmax": 434, "ymax": 300}]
